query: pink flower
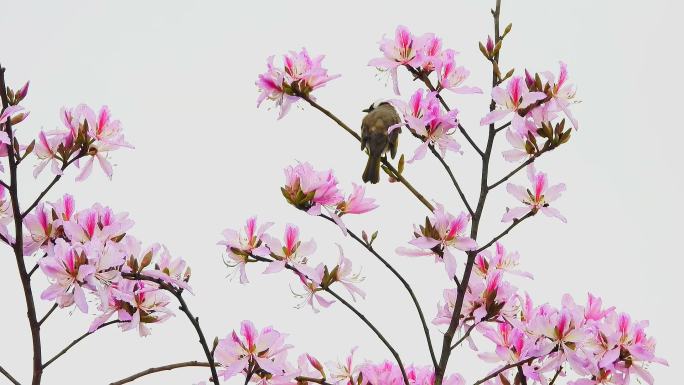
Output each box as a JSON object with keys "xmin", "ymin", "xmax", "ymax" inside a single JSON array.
[
  {"xmin": 330, "ymin": 244, "xmax": 365, "ymax": 301},
  {"xmin": 38, "ymin": 239, "xmax": 95, "ymax": 313},
  {"xmin": 327, "ymin": 347, "xmax": 359, "ymax": 385},
  {"xmin": 436, "ymin": 50, "xmax": 482, "ymax": 94},
  {"xmin": 474, "ymin": 242, "xmax": 533, "ymax": 279},
  {"xmin": 502, "ymin": 165, "xmax": 566, "ymax": 223},
  {"xmin": 219, "ymin": 216, "xmax": 274, "ymax": 283},
  {"xmin": 480, "ymin": 77, "xmax": 546, "ymax": 130},
  {"xmin": 0, "ymin": 185, "xmax": 13, "ymax": 243},
  {"xmin": 368, "ymin": 25, "xmax": 430, "ymax": 94},
  {"xmin": 417, "ymin": 34, "xmax": 443, "ymax": 73},
  {"xmin": 262, "ymin": 224, "xmax": 316, "ymax": 274},
  {"xmin": 73, "ymin": 104, "xmax": 132, "ymax": 181},
  {"xmin": 118, "ymin": 280, "xmax": 174, "ymax": 337},
  {"xmin": 397, "ymin": 204, "xmax": 476, "ymax": 278},
  {"xmin": 543, "ymin": 61, "xmax": 579, "ymax": 129},
  {"xmin": 33, "ymin": 131, "xmax": 64, "ymax": 178},
  {"xmin": 393, "ymin": 90, "xmax": 462, "ymax": 162},
  {"xmin": 293, "ymin": 266, "xmax": 334, "ymax": 313},
  {"xmin": 214, "ymin": 320, "xmax": 291, "ymax": 380},
  {"xmin": 256, "ymin": 49, "xmax": 340, "ymax": 119},
  {"xmin": 143, "ymin": 246, "xmax": 193, "ymax": 293},
  {"xmin": 23, "ymin": 203, "xmax": 55, "ymax": 255},
  {"xmin": 338, "ymin": 183, "xmax": 378, "ymax": 215},
  {"xmin": 282, "ymin": 162, "xmax": 344, "ymax": 214},
  {"xmin": 0, "ymin": 104, "xmax": 28, "ymax": 125}
]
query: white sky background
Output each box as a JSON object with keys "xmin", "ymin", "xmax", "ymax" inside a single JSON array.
[{"xmin": 0, "ymin": 0, "xmax": 682, "ymax": 384}]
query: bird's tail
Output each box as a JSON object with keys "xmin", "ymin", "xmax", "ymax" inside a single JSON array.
[{"xmin": 362, "ymin": 154, "xmax": 381, "ymax": 184}]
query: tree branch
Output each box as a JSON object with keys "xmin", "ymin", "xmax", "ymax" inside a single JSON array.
[
  {"xmin": 249, "ymin": 254, "xmax": 410, "ymax": 385},
  {"xmin": 472, "ymin": 357, "xmax": 536, "ymax": 385},
  {"xmin": 121, "ymin": 273, "xmax": 220, "ymax": 385},
  {"xmin": 450, "ymin": 322, "xmax": 479, "ymax": 350},
  {"xmin": 319, "ymin": 214, "xmax": 438, "ymax": 368},
  {"xmin": 487, "ymin": 150, "xmax": 547, "ymax": 191},
  {"xmin": 20, "ymin": 155, "xmax": 83, "ymax": 219},
  {"xmin": 0, "ymin": 365, "xmax": 20, "ymax": 385},
  {"xmin": 1, "ymin": 63, "xmax": 44, "ymax": 385},
  {"xmin": 300, "ymin": 94, "xmax": 434, "ymax": 212},
  {"xmin": 108, "ymin": 361, "xmax": 211, "ymax": 385},
  {"xmin": 42, "ymin": 320, "xmax": 121, "ymax": 369},
  {"xmin": 37, "ymin": 303, "xmax": 58, "ymax": 327},
  {"xmin": 473, "ymin": 212, "xmax": 534, "ymax": 254},
  {"xmin": 427, "ymin": 143, "xmax": 474, "ymax": 215}
]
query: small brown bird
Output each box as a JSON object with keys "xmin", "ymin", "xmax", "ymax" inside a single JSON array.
[{"xmin": 360, "ymin": 101, "xmax": 402, "ymax": 184}]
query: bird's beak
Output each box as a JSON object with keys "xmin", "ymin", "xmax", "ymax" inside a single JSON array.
[{"xmin": 362, "ymin": 108, "xmax": 372, "ymax": 113}]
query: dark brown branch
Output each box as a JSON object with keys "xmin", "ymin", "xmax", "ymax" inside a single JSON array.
[
  {"xmin": 473, "ymin": 212, "xmax": 534, "ymax": 254},
  {"xmin": 319, "ymin": 214, "xmax": 438, "ymax": 368},
  {"xmin": 450, "ymin": 322, "xmax": 479, "ymax": 350},
  {"xmin": 21, "ymin": 155, "xmax": 83, "ymax": 219},
  {"xmin": 495, "ymin": 121, "xmax": 511, "ymax": 133},
  {"xmin": 1, "ymin": 64, "xmax": 44, "ymax": 385},
  {"xmin": 433, "ymin": 2, "xmax": 503, "ymax": 384},
  {"xmin": 473, "ymin": 357, "xmax": 536, "ymax": 385},
  {"xmin": 487, "ymin": 150, "xmax": 547, "ymax": 191},
  {"xmin": 38, "ymin": 303, "xmax": 58, "ymax": 327},
  {"xmin": 249, "ymin": 254, "xmax": 410, "ymax": 385},
  {"xmin": 121, "ymin": 273, "xmax": 220, "ymax": 385},
  {"xmin": 428, "ymin": 144, "xmax": 474, "ymax": 215},
  {"xmin": 0, "ymin": 365, "xmax": 20, "ymax": 385},
  {"xmin": 42, "ymin": 320, "xmax": 121, "ymax": 369},
  {"xmin": 300, "ymin": 95, "xmax": 434, "ymax": 212},
  {"xmin": 108, "ymin": 361, "xmax": 211, "ymax": 385},
  {"xmin": 548, "ymin": 366, "xmax": 563, "ymax": 385}
]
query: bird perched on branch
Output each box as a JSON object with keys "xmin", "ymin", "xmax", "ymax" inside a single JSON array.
[{"xmin": 360, "ymin": 101, "xmax": 402, "ymax": 184}]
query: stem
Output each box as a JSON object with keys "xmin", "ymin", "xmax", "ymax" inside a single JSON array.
[
  {"xmin": 449, "ymin": 322, "xmax": 479, "ymax": 350},
  {"xmin": 42, "ymin": 320, "xmax": 121, "ymax": 369},
  {"xmin": 108, "ymin": 361, "xmax": 211, "ymax": 385},
  {"xmin": 0, "ymin": 365, "xmax": 20, "ymax": 385},
  {"xmin": 21, "ymin": 155, "xmax": 83, "ymax": 219},
  {"xmin": 300, "ymin": 95, "xmax": 434, "ymax": 212},
  {"xmin": 1, "ymin": 64, "xmax": 43, "ymax": 385},
  {"xmin": 121, "ymin": 273, "xmax": 220, "ymax": 385},
  {"xmin": 487, "ymin": 150, "xmax": 546, "ymax": 191},
  {"xmin": 324, "ymin": 288, "xmax": 410, "ymax": 385},
  {"xmin": 495, "ymin": 121, "xmax": 511, "ymax": 133},
  {"xmin": 37, "ymin": 303, "xmax": 58, "ymax": 327},
  {"xmin": 434, "ymin": 2, "xmax": 502, "ymax": 384},
  {"xmin": 427, "ymin": 143, "xmax": 474, "ymax": 215},
  {"xmin": 320, "ymin": 214, "xmax": 438, "ymax": 368},
  {"xmin": 473, "ymin": 212, "xmax": 534, "ymax": 254},
  {"xmin": 249, "ymin": 254, "xmax": 410, "ymax": 385},
  {"xmin": 548, "ymin": 367, "xmax": 563, "ymax": 385},
  {"xmin": 472, "ymin": 357, "xmax": 536, "ymax": 385}
]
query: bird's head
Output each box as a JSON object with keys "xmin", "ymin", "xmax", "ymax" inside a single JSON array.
[{"xmin": 362, "ymin": 99, "xmax": 391, "ymax": 113}]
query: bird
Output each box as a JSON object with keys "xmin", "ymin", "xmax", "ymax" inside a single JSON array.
[{"xmin": 360, "ymin": 101, "xmax": 402, "ymax": 184}]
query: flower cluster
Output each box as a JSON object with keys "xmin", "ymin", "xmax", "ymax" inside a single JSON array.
[
  {"xmin": 256, "ymin": 48, "xmax": 340, "ymax": 119},
  {"xmin": 427, "ymin": 241, "xmax": 667, "ymax": 385},
  {"xmin": 391, "ymin": 90, "xmax": 462, "ymax": 163},
  {"xmin": 480, "ymin": 63, "xmax": 578, "ymax": 164},
  {"xmin": 397, "ymin": 203, "xmax": 476, "ymax": 278},
  {"xmin": 35, "ymin": 104, "xmax": 131, "ymax": 180},
  {"xmin": 27, "ymin": 194, "xmax": 191, "ymax": 336},
  {"xmin": 369, "ymin": 26, "xmax": 479, "ymax": 96},
  {"xmin": 360, "ymin": 361, "xmax": 464, "ymax": 385},
  {"xmin": 220, "ymin": 219, "xmax": 365, "ymax": 312},
  {"xmin": 281, "ymin": 162, "xmax": 378, "ymax": 233}
]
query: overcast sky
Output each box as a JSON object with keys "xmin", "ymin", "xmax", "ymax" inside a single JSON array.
[{"xmin": 0, "ymin": 0, "xmax": 681, "ymax": 384}]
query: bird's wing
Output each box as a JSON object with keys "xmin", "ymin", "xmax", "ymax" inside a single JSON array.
[{"xmin": 361, "ymin": 114, "xmax": 371, "ymax": 151}]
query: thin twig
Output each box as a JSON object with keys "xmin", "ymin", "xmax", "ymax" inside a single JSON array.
[
  {"xmin": 21, "ymin": 155, "xmax": 83, "ymax": 219},
  {"xmin": 300, "ymin": 94, "xmax": 434, "ymax": 212},
  {"xmin": 495, "ymin": 121, "xmax": 511, "ymax": 133},
  {"xmin": 320, "ymin": 214, "xmax": 438, "ymax": 369},
  {"xmin": 38, "ymin": 303, "xmax": 58, "ymax": 327},
  {"xmin": 472, "ymin": 357, "xmax": 536, "ymax": 385},
  {"xmin": 0, "ymin": 365, "xmax": 20, "ymax": 385},
  {"xmin": 108, "ymin": 361, "xmax": 211, "ymax": 385},
  {"xmin": 249, "ymin": 254, "xmax": 410, "ymax": 385},
  {"xmin": 487, "ymin": 150, "xmax": 547, "ymax": 191},
  {"xmin": 473, "ymin": 212, "xmax": 534, "ymax": 254},
  {"xmin": 450, "ymin": 322, "xmax": 479, "ymax": 350},
  {"xmin": 121, "ymin": 273, "xmax": 220, "ymax": 385},
  {"xmin": 427, "ymin": 143, "xmax": 474, "ymax": 215},
  {"xmin": 548, "ymin": 366, "xmax": 563, "ymax": 385},
  {"xmin": 42, "ymin": 321, "xmax": 121, "ymax": 369}
]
